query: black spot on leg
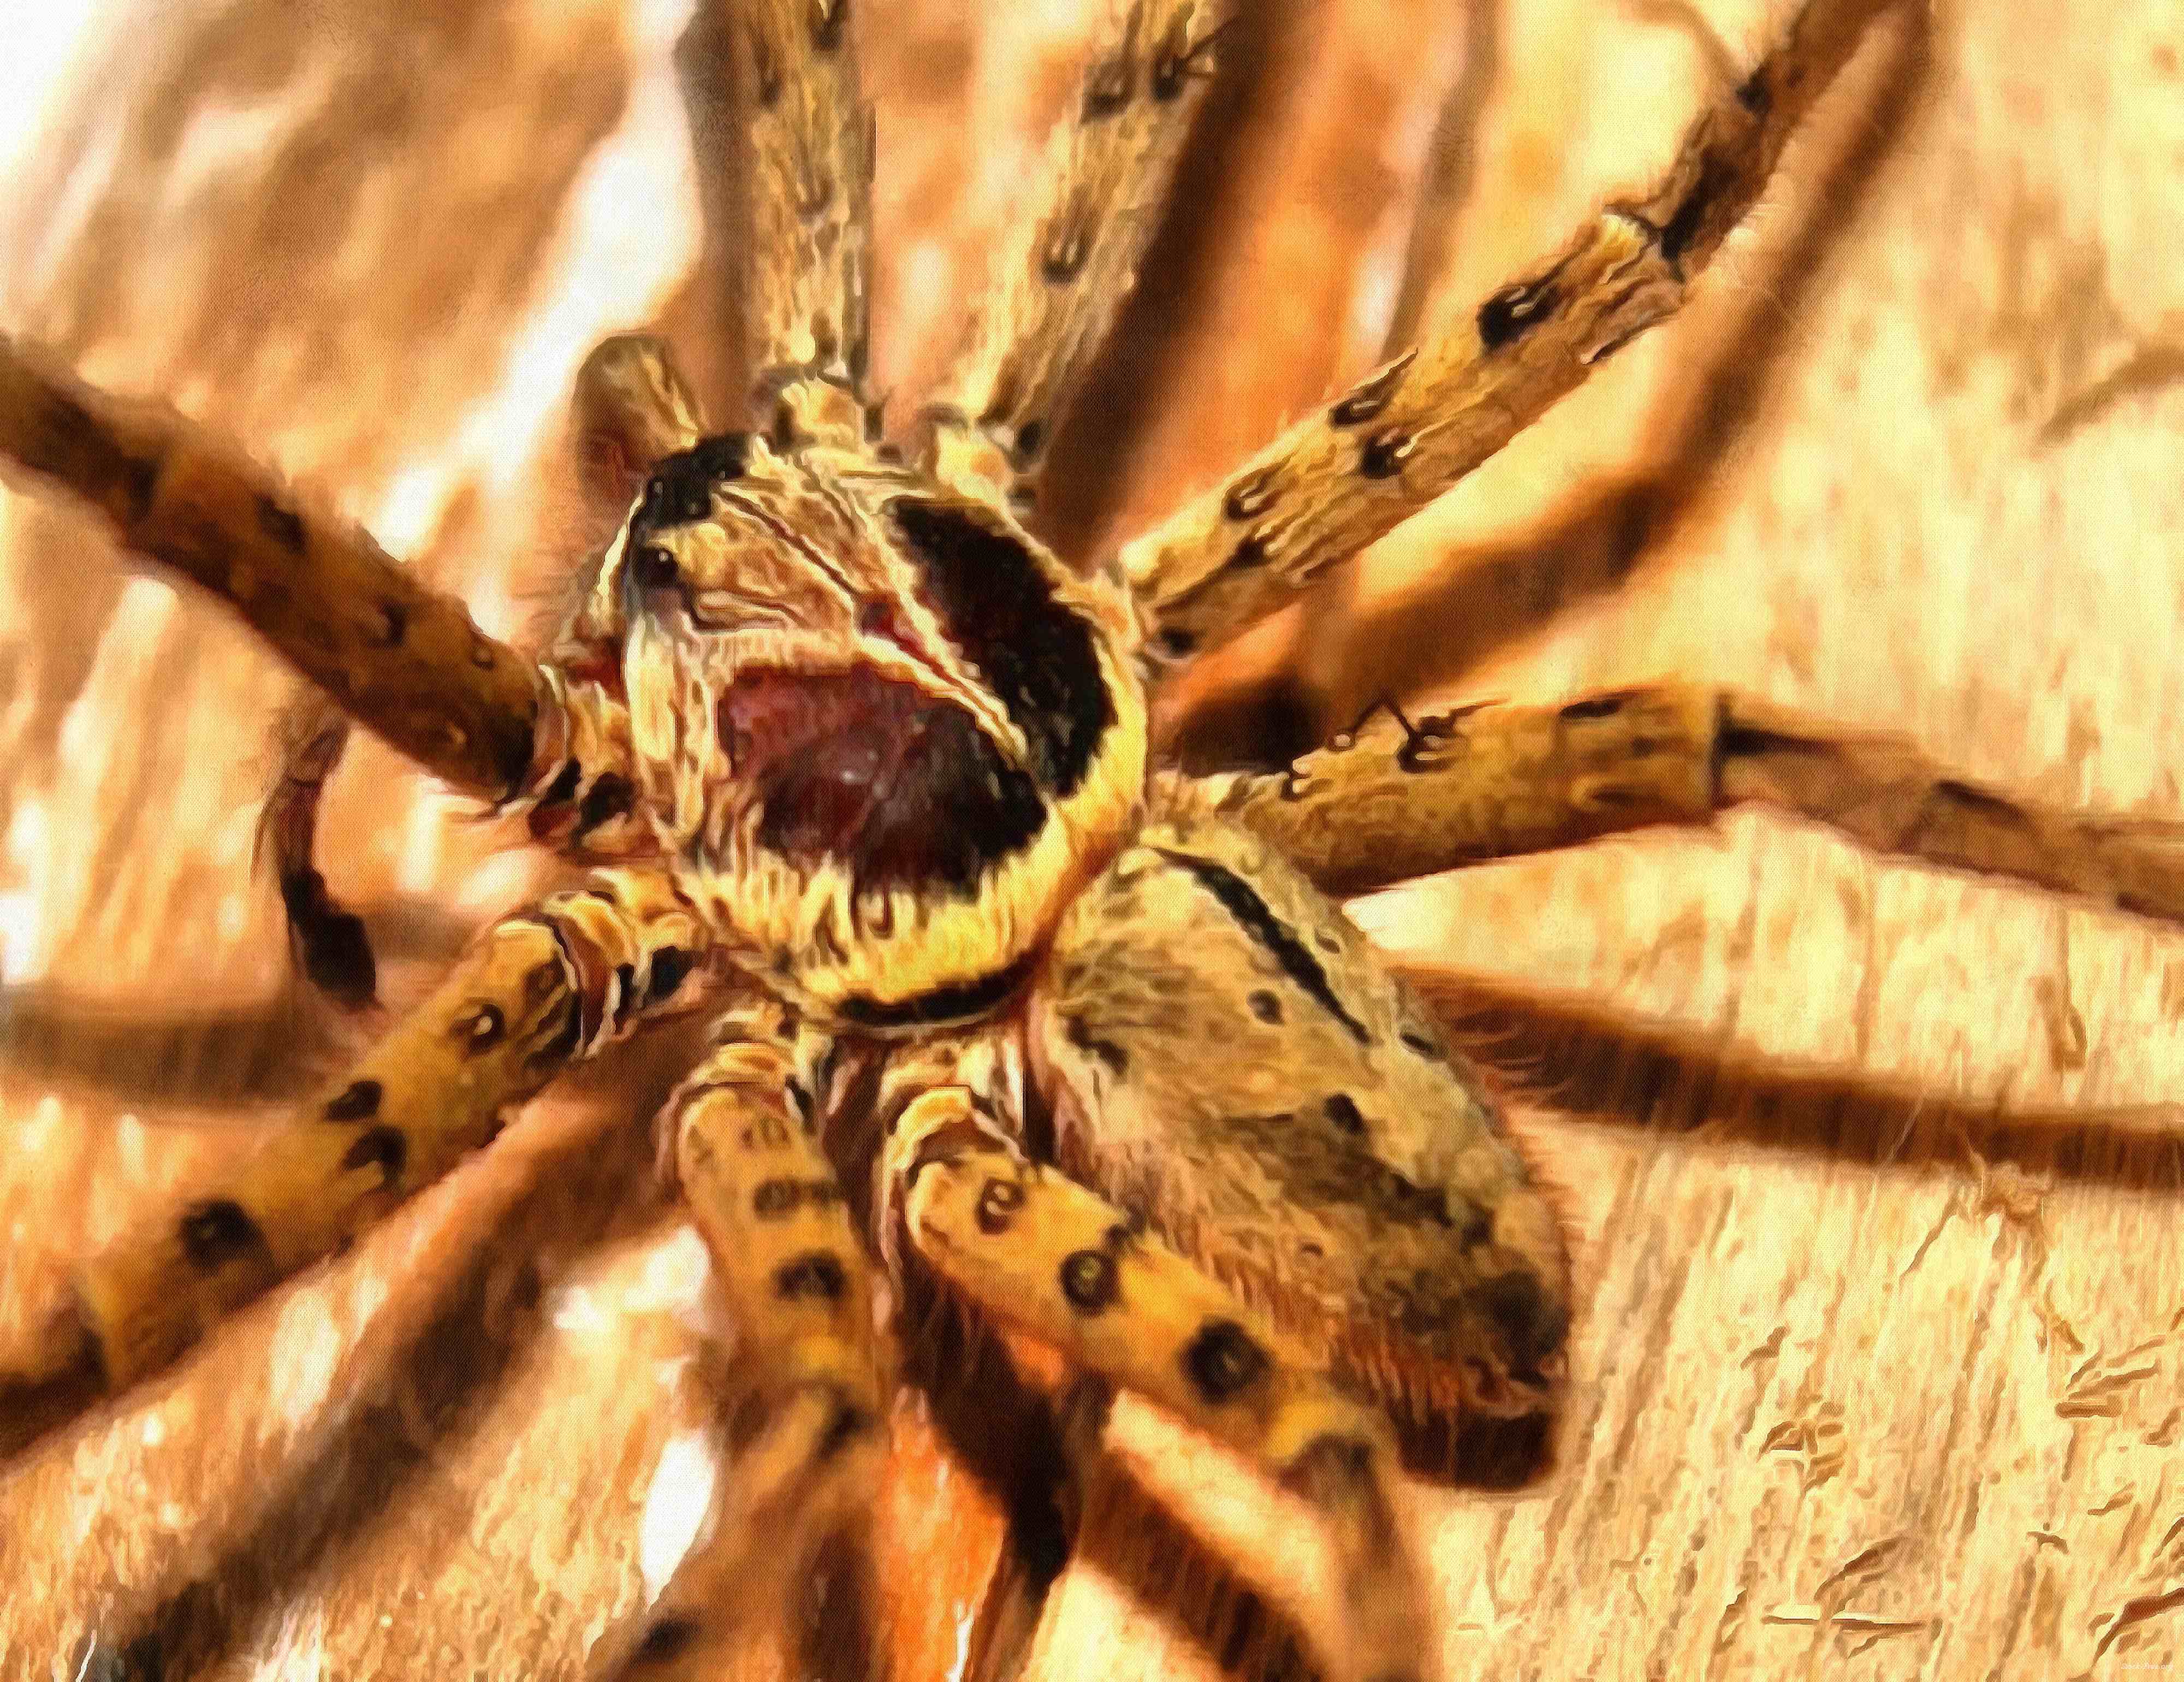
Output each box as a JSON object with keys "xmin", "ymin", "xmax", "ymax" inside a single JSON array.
[
  {"xmin": 1152, "ymin": 627, "xmax": 1196, "ymax": 661},
  {"xmin": 1010, "ymin": 419, "xmax": 1045, "ymax": 467},
  {"xmin": 323, "ymin": 1079, "xmax": 382, "ymax": 1122},
  {"xmin": 1042, "ymin": 213, "xmax": 1092, "ymax": 283},
  {"xmin": 376, "ymin": 602, "xmax": 407, "ymax": 646},
  {"xmin": 1736, "ymin": 67, "xmax": 1771, "ymax": 115},
  {"xmin": 1328, "ymin": 350, "xmax": 1416, "ymax": 427},
  {"xmin": 1247, "ymin": 990, "xmax": 1283, "ymax": 1024},
  {"xmin": 752, "ymin": 1178, "xmax": 803, "ymax": 1218},
  {"xmin": 1399, "ymin": 1028, "xmax": 1443, "ymax": 1060},
  {"xmin": 575, "ymin": 772, "xmax": 634, "ymax": 836},
  {"xmin": 254, "ymin": 494, "xmax": 306, "ymax": 553},
  {"xmin": 646, "ymin": 947, "xmax": 694, "ymax": 1003},
  {"xmin": 1323, "ymin": 1093, "xmax": 1366, "ymax": 1135},
  {"xmin": 1082, "ymin": 45, "xmax": 1133, "ymax": 119},
  {"xmin": 810, "ymin": 0, "xmax": 848, "ymax": 52},
  {"xmin": 774, "ymin": 1252, "xmax": 849, "ymax": 1301},
  {"xmin": 1359, "ymin": 430, "xmax": 1414, "ymax": 479},
  {"xmin": 1477, "ymin": 268, "xmax": 1563, "ymax": 349},
  {"xmin": 178, "ymin": 1199, "xmax": 266, "ymax": 1271},
  {"xmin": 340, "ymin": 1125, "xmax": 407, "ymax": 1187},
  {"xmin": 976, "ymin": 1176, "xmax": 1025, "ymax": 1234},
  {"xmin": 1182, "ymin": 1318, "xmax": 1270, "ymax": 1403},
  {"xmin": 1059, "ymin": 1248, "xmax": 1119, "ymax": 1313},
  {"xmin": 1152, "ymin": 11, "xmax": 1226, "ymax": 99},
  {"xmin": 1222, "ymin": 532, "xmax": 1271, "ymax": 575},
  {"xmin": 1559, "ymin": 693, "xmax": 1624, "ymax": 720},
  {"xmin": 536, "ymin": 759, "xmax": 582, "ymax": 811},
  {"xmin": 1222, "ymin": 464, "xmax": 1281, "ymax": 522},
  {"xmin": 454, "ymin": 1003, "xmax": 506, "ymax": 1052},
  {"xmin": 632, "ymin": 1616, "xmax": 699, "ymax": 1665}
]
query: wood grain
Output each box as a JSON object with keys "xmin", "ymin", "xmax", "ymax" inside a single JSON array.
[{"xmin": 2, "ymin": 3, "xmax": 2180, "ymax": 1680}]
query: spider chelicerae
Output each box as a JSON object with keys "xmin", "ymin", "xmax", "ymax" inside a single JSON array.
[{"xmin": 4, "ymin": 1, "xmax": 2181, "ymax": 1678}]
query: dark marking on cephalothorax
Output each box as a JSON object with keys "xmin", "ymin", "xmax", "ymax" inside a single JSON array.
[
  {"xmin": 1247, "ymin": 989, "xmax": 1283, "ymax": 1024},
  {"xmin": 633, "ymin": 434, "xmax": 749, "ymax": 536},
  {"xmin": 976, "ymin": 1176, "xmax": 1025, "ymax": 1235},
  {"xmin": 254, "ymin": 494, "xmax": 306, "ymax": 554},
  {"xmin": 1736, "ymin": 67, "xmax": 1772, "ymax": 115},
  {"xmin": 178, "ymin": 1199, "xmax": 266, "ymax": 1272},
  {"xmin": 1323, "ymin": 1093, "xmax": 1366, "ymax": 1135},
  {"xmin": 1328, "ymin": 350, "xmax": 1416, "ymax": 427},
  {"xmin": 323, "ymin": 1079, "xmax": 382, "ymax": 1123},
  {"xmin": 1359, "ymin": 430, "xmax": 1414, "ymax": 479},
  {"xmin": 341, "ymin": 1124, "xmax": 407, "ymax": 1187},
  {"xmin": 1182, "ymin": 1318, "xmax": 1269, "ymax": 1402},
  {"xmin": 838, "ymin": 955, "xmax": 1034, "ymax": 1030},
  {"xmin": 1153, "ymin": 849, "xmax": 1370, "ymax": 1045},
  {"xmin": 774, "ymin": 1251, "xmax": 849, "ymax": 1301},
  {"xmin": 1060, "ymin": 1248, "xmax": 1119, "ymax": 1313},
  {"xmin": 1222, "ymin": 464, "xmax": 1281, "ymax": 522},
  {"xmin": 1477, "ymin": 267, "xmax": 1563, "ymax": 349},
  {"xmin": 376, "ymin": 602, "xmax": 407, "ymax": 646},
  {"xmin": 632, "ymin": 1617, "xmax": 699, "ymax": 1666},
  {"xmin": 816, "ymin": 1392, "xmax": 877, "ymax": 1461},
  {"xmin": 454, "ymin": 1003, "xmax": 506, "ymax": 1052},
  {"xmin": 887, "ymin": 498, "xmax": 1113, "ymax": 795}
]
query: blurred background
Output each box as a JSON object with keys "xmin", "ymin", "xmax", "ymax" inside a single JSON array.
[{"xmin": 2, "ymin": 2, "xmax": 2181, "ymax": 1677}]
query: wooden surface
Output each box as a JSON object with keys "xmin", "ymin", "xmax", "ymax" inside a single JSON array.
[{"xmin": 3, "ymin": 3, "xmax": 2182, "ymax": 1680}]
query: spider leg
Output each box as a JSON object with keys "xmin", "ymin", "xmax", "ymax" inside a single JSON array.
[
  {"xmin": 1194, "ymin": 681, "xmax": 2184, "ymax": 926},
  {"xmin": 699, "ymin": 0, "xmax": 874, "ymax": 401},
  {"xmin": 917, "ymin": 0, "xmax": 1236, "ymax": 504},
  {"xmin": 0, "ymin": 868, "xmax": 702, "ymax": 1419},
  {"xmin": 591, "ymin": 1003, "xmax": 888, "ymax": 1680},
  {"xmin": 880, "ymin": 1073, "xmax": 1432, "ymax": 1682},
  {"xmin": 250, "ymin": 332, "xmax": 703, "ymax": 1006},
  {"xmin": 1116, "ymin": 0, "xmax": 1897, "ymax": 668}
]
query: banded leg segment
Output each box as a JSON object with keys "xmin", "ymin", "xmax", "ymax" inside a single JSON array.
[
  {"xmin": 1198, "ymin": 683, "xmax": 2184, "ymax": 921},
  {"xmin": 1117, "ymin": 0, "xmax": 1897, "ymax": 665},
  {"xmin": 6, "ymin": 870, "xmax": 704, "ymax": 1398},
  {"xmin": 919, "ymin": 0, "xmax": 1236, "ymax": 501},
  {"xmin": 721, "ymin": 0, "xmax": 875, "ymax": 390},
  {"xmin": 0, "ymin": 333, "xmax": 552, "ymax": 802},
  {"xmin": 885, "ymin": 1087, "xmax": 1429, "ymax": 1682},
  {"xmin": 601, "ymin": 1009, "xmax": 887, "ymax": 1678}
]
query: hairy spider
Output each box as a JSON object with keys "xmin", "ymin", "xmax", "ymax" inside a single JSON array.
[{"xmin": 4, "ymin": 1, "xmax": 2182, "ymax": 1679}]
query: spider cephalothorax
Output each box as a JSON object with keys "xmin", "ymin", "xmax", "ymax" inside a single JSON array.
[{"xmin": 590, "ymin": 377, "xmax": 1148, "ymax": 1024}]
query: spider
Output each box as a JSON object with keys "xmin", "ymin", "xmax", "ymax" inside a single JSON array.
[{"xmin": 4, "ymin": 1, "xmax": 2182, "ymax": 1678}]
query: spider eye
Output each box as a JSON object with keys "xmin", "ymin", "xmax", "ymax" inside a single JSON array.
[{"xmin": 632, "ymin": 543, "xmax": 681, "ymax": 591}]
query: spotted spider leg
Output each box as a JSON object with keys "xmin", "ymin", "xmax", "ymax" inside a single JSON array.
[
  {"xmin": 918, "ymin": 0, "xmax": 1235, "ymax": 504},
  {"xmin": 253, "ymin": 333, "xmax": 710, "ymax": 1007},
  {"xmin": 588, "ymin": 1000, "xmax": 890, "ymax": 1682},
  {"xmin": 1115, "ymin": 0, "xmax": 1897, "ymax": 667},
  {"xmin": 877, "ymin": 1055, "xmax": 1432, "ymax": 1682},
  {"xmin": 0, "ymin": 868, "xmax": 702, "ymax": 1432},
  {"xmin": 720, "ymin": 0, "xmax": 875, "ymax": 395},
  {"xmin": 1192, "ymin": 683, "xmax": 2184, "ymax": 927}
]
